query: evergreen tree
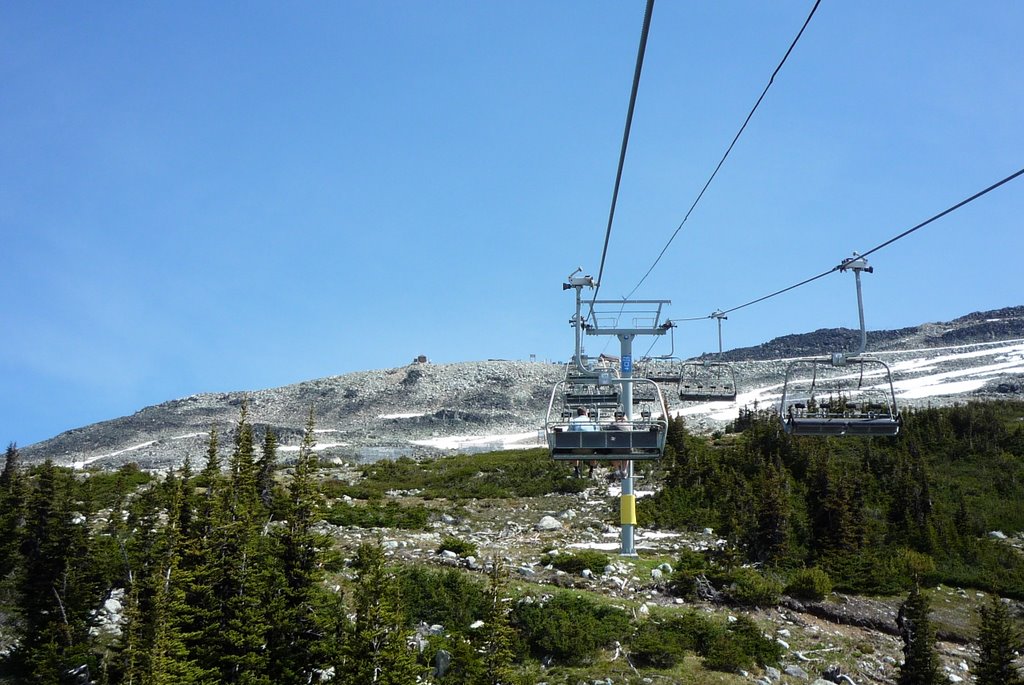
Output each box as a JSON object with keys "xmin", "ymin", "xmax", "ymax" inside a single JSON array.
[
  {"xmin": 266, "ymin": 410, "xmax": 331, "ymax": 684},
  {"xmin": 896, "ymin": 585, "xmax": 943, "ymax": 685},
  {"xmin": 178, "ymin": 431, "xmax": 228, "ymax": 678},
  {"xmin": 478, "ymin": 561, "xmax": 517, "ymax": 685},
  {"xmin": 749, "ymin": 456, "xmax": 791, "ymax": 566},
  {"xmin": 256, "ymin": 428, "xmax": 278, "ymax": 510},
  {"xmin": 14, "ymin": 461, "xmax": 97, "ymax": 681},
  {"xmin": 0, "ymin": 443, "xmax": 26, "ymax": 585},
  {"xmin": 341, "ymin": 542, "xmax": 419, "ymax": 685},
  {"xmin": 207, "ymin": 404, "xmax": 273, "ymax": 683},
  {"xmin": 975, "ymin": 596, "xmax": 1024, "ymax": 685}
]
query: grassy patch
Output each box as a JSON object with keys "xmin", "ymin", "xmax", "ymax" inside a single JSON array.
[
  {"xmin": 322, "ymin": 499, "xmax": 429, "ymax": 529},
  {"xmin": 322, "ymin": 449, "xmax": 586, "ymax": 500}
]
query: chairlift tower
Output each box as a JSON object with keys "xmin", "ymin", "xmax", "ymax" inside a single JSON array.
[{"xmin": 562, "ymin": 269, "xmax": 671, "ymax": 556}]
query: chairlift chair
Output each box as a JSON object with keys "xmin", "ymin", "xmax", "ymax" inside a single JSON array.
[
  {"xmin": 562, "ymin": 361, "xmax": 621, "ymax": 408},
  {"xmin": 545, "ymin": 377, "xmax": 668, "ymax": 461},
  {"xmin": 678, "ymin": 360, "xmax": 738, "ymax": 402},
  {"xmin": 678, "ymin": 310, "xmax": 738, "ymax": 402},
  {"xmin": 777, "ymin": 253, "xmax": 900, "ymax": 437},
  {"xmin": 635, "ymin": 356, "xmax": 684, "ymax": 384},
  {"xmin": 780, "ymin": 355, "xmax": 900, "ymax": 436}
]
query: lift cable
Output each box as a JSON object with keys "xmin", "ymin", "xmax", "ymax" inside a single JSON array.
[
  {"xmin": 589, "ymin": 0, "xmax": 656, "ymax": 321},
  {"xmin": 624, "ymin": 0, "xmax": 822, "ymax": 302},
  {"xmin": 709, "ymin": 165, "xmax": 1024, "ymax": 318}
]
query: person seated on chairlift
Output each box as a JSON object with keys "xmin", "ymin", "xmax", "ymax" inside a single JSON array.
[
  {"xmin": 607, "ymin": 411, "xmax": 632, "ymax": 430},
  {"xmin": 568, "ymin": 406, "xmax": 597, "ymax": 431}
]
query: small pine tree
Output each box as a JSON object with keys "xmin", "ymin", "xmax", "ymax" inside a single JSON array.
[
  {"xmin": 266, "ymin": 410, "xmax": 331, "ymax": 684},
  {"xmin": 341, "ymin": 542, "xmax": 418, "ymax": 685},
  {"xmin": 0, "ymin": 442, "xmax": 26, "ymax": 582},
  {"xmin": 897, "ymin": 585, "xmax": 943, "ymax": 685},
  {"xmin": 479, "ymin": 561, "xmax": 517, "ymax": 685},
  {"xmin": 975, "ymin": 596, "xmax": 1024, "ymax": 685},
  {"xmin": 256, "ymin": 428, "xmax": 278, "ymax": 510}
]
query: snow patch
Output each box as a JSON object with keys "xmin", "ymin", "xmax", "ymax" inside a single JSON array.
[
  {"xmin": 74, "ymin": 441, "xmax": 157, "ymax": 469},
  {"xmin": 410, "ymin": 431, "xmax": 540, "ymax": 451},
  {"xmin": 278, "ymin": 442, "xmax": 349, "ymax": 452},
  {"xmin": 379, "ymin": 412, "xmax": 426, "ymax": 420}
]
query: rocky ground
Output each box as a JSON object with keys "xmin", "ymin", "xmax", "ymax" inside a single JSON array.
[{"xmin": 316, "ymin": 460, "xmax": 1021, "ymax": 685}]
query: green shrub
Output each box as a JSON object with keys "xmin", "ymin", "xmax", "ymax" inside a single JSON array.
[
  {"xmin": 321, "ymin": 448, "xmax": 586, "ymax": 500},
  {"xmin": 437, "ymin": 535, "xmax": 477, "ymax": 557},
  {"xmin": 322, "ymin": 500, "xmax": 429, "ymax": 529},
  {"xmin": 79, "ymin": 463, "xmax": 153, "ymax": 508},
  {"xmin": 725, "ymin": 567, "xmax": 783, "ymax": 607},
  {"xmin": 702, "ymin": 615, "xmax": 781, "ymax": 672},
  {"xmin": 785, "ymin": 567, "xmax": 833, "ymax": 601},
  {"xmin": 631, "ymin": 610, "xmax": 780, "ymax": 672},
  {"xmin": 725, "ymin": 614, "xmax": 782, "ymax": 667},
  {"xmin": 396, "ymin": 566, "xmax": 488, "ymax": 631},
  {"xmin": 511, "ymin": 592, "xmax": 630, "ymax": 665},
  {"xmin": 541, "ymin": 550, "xmax": 610, "ymax": 576},
  {"xmin": 629, "ymin": 610, "xmax": 723, "ymax": 668},
  {"xmin": 703, "ymin": 631, "xmax": 752, "ymax": 673},
  {"xmin": 669, "ymin": 549, "xmax": 714, "ymax": 599}
]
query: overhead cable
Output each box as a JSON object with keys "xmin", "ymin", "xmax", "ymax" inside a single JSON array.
[
  {"xmin": 589, "ymin": 0, "xmax": 656, "ymax": 320},
  {"xmin": 854, "ymin": 166, "xmax": 1024, "ymax": 263},
  {"xmin": 625, "ymin": 0, "xmax": 822, "ymax": 300},
  {"xmin": 713, "ymin": 165, "xmax": 1024, "ymax": 317}
]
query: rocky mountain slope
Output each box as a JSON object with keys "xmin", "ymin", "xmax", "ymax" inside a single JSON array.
[{"xmin": 20, "ymin": 306, "xmax": 1024, "ymax": 471}]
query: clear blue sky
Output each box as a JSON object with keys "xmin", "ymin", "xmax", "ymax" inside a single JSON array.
[{"xmin": 2, "ymin": 1, "xmax": 1022, "ymax": 447}]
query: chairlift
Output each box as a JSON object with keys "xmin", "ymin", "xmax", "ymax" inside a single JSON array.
[
  {"xmin": 678, "ymin": 360, "xmax": 738, "ymax": 402},
  {"xmin": 545, "ymin": 376, "xmax": 668, "ymax": 461},
  {"xmin": 678, "ymin": 311, "xmax": 738, "ymax": 402},
  {"xmin": 780, "ymin": 355, "xmax": 900, "ymax": 436},
  {"xmin": 562, "ymin": 360, "xmax": 620, "ymax": 407},
  {"xmin": 778, "ymin": 253, "xmax": 901, "ymax": 437}
]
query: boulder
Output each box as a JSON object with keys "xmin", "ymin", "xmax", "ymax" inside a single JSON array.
[{"xmin": 535, "ymin": 516, "xmax": 562, "ymax": 531}]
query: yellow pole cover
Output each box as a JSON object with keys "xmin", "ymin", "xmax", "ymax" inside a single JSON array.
[{"xmin": 620, "ymin": 494, "xmax": 637, "ymax": 526}]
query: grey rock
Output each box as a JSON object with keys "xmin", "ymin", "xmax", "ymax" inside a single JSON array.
[
  {"xmin": 535, "ymin": 516, "xmax": 562, "ymax": 531},
  {"xmin": 784, "ymin": 664, "xmax": 809, "ymax": 680},
  {"xmin": 434, "ymin": 649, "xmax": 451, "ymax": 678}
]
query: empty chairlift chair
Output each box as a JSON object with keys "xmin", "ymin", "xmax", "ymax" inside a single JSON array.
[
  {"xmin": 778, "ymin": 252, "xmax": 901, "ymax": 437},
  {"xmin": 780, "ymin": 355, "xmax": 900, "ymax": 437},
  {"xmin": 678, "ymin": 360, "xmax": 738, "ymax": 402},
  {"xmin": 678, "ymin": 311, "xmax": 738, "ymax": 402}
]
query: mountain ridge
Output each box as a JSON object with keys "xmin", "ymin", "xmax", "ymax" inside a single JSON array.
[{"xmin": 19, "ymin": 305, "xmax": 1024, "ymax": 471}]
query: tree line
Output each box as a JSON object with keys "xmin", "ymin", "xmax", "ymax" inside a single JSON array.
[{"xmin": 1, "ymin": 400, "xmax": 1023, "ymax": 683}]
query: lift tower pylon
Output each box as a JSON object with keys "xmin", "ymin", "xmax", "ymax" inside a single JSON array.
[{"xmin": 559, "ymin": 271, "xmax": 671, "ymax": 556}]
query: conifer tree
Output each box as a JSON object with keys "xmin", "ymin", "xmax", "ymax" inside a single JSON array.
[
  {"xmin": 478, "ymin": 561, "xmax": 517, "ymax": 685},
  {"xmin": 146, "ymin": 462, "xmax": 217, "ymax": 685},
  {"xmin": 14, "ymin": 460, "xmax": 96, "ymax": 681},
  {"xmin": 341, "ymin": 542, "xmax": 419, "ymax": 685},
  {"xmin": 207, "ymin": 404, "xmax": 273, "ymax": 683},
  {"xmin": 0, "ymin": 443, "xmax": 26, "ymax": 585},
  {"xmin": 896, "ymin": 585, "xmax": 943, "ymax": 685},
  {"xmin": 178, "ymin": 431, "xmax": 228, "ymax": 678},
  {"xmin": 975, "ymin": 596, "xmax": 1024, "ymax": 685},
  {"xmin": 266, "ymin": 410, "xmax": 331, "ymax": 684},
  {"xmin": 750, "ymin": 456, "xmax": 791, "ymax": 566},
  {"xmin": 256, "ymin": 428, "xmax": 278, "ymax": 510}
]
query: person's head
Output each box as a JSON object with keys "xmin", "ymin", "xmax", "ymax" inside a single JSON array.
[
  {"xmin": 576, "ymin": 407, "xmax": 587, "ymax": 416},
  {"xmin": 614, "ymin": 411, "xmax": 626, "ymax": 422}
]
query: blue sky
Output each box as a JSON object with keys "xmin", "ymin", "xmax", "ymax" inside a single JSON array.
[{"xmin": 2, "ymin": 1, "xmax": 1022, "ymax": 447}]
